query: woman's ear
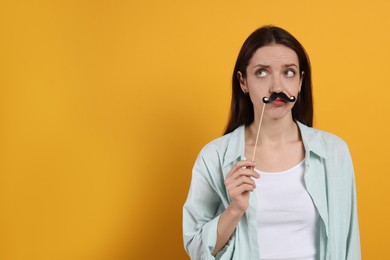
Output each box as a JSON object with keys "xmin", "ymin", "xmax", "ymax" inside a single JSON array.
[{"xmin": 237, "ymin": 71, "xmax": 248, "ymax": 94}]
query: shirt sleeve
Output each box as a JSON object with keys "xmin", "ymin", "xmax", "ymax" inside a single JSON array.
[
  {"xmin": 183, "ymin": 153, "xmax": 234, "ymax": 260},
  {"xmin": 344, "ymin": 146, "xmax": 361, "ymax": 260}
]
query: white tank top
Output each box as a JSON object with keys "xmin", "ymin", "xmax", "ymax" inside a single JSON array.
[{"xmin": 254, "ymin": 161, "xmax": 318, "ymax": 260}]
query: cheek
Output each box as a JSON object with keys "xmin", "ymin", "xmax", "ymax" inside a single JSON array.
[
  {"xmin": 284, "ymin": 79, "xmax": 301, "ymax": 92},
  {"xmin": 248, "ymin": 91, "xmax": 266, "ymax": 108},
  {"xmin": 247, "ymin": 78, "xmax": 270, "ymax": 93},
  {"xmin": 249, "ymin": 88, "xmax": 269, "ymax": 104}
]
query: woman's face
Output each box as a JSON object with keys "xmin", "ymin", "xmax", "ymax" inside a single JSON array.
[{"xmin": 239, "ymin": 44, "xmax": 302, "ymax": 120}]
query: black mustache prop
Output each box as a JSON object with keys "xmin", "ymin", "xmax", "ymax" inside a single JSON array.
[{"xmin": 262, "ymin": 92, "xmax": 296, "ymax": 103}]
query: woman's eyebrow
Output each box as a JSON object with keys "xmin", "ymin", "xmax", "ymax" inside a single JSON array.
[
  {"xmin": 284, "ymin": 63, "xmax": 299, "ymax": 68},
  {"xmin": 252, "ymin": 63, "xmax": 299, "ymax": 69},
  {"xmin": 252, "ymin": 64, "xmax": 271, "ymax": 69}
]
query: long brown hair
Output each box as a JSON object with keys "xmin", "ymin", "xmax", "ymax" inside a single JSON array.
[{"xmin": 224, "ymin": 26, "xmax": 313, "ymax": 135}]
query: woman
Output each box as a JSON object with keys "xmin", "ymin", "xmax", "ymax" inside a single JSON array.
[{"xmin": 183, "ymin": 26, "xmax": 360, "ymax": 260}]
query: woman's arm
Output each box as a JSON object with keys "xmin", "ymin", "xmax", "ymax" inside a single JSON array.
[
  {"xmin": 346, "ymin": 166, "xmax": 361, "ymax": 260},
  {"xmin": 183, "ymin": 156, "xmax": 258, "ymax": 259},
  {"xmin": 211, "ymin": 205, "xmax": 244, "ymax": 256},
  {"xmin": 212, "ymin": 160, "xmax": 258, "ymax": 256},
  {"xmin": 342, "ymin": 144, "xmax": 361, "ymax": 260}
]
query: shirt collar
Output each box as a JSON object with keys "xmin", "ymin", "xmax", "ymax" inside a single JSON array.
[
  {"xmin": 223, "ymin": 125, "xmax": 245, "ymax": 167},
  {"xmin": 297, "ymin": 121, "xmax": 328, "ymax": 159},
  {"xmin": 222, "ymin": 121, "xmax": 327, "ymax": 168}
]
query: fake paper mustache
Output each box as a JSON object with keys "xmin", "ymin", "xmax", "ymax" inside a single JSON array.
[{"xmin": 262, "ymin": 92, "xmax": 296, "ymax": 103}]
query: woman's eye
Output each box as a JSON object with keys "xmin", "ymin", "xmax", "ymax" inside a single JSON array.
[
  {"xmin": 285, "ymin": 69, "xmax": 296, "ymax": 77},
  {"xmin": 256, "ymin": 70, "xmax": 268, "ymax": 77}
]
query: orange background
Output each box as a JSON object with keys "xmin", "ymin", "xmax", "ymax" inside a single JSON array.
[{"xmin": 1, "ymin": 0, "xmax": 389, "ymax": 259}]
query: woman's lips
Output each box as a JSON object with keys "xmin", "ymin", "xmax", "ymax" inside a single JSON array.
[{"xmin": 272, "ymin": 97, "xmax": 286, "ymax": 106}]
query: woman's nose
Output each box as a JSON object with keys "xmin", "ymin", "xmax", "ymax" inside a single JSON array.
[{"xmin": 270, "ymin": 75, "xmax": 283, "ymax": 93}]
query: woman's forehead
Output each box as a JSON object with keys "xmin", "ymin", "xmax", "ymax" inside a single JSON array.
[{"xmin": 250, "ymin": 44, "xmax": 299, "ymax": 65}]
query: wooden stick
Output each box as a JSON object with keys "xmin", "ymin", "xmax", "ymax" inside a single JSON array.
[{"xmin": 251, "ymin": 103, "xmax": 266, "ymax": 162}]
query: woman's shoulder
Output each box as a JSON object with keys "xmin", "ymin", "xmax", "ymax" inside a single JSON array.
[
  {"xmin": 199, "ymin": 130, "xmax": 234, "ymax": 156},
  {"xmin": 298, "ymin": 122, "xmax": 350, "ymax": 157},
  {"xmin": 298, "ymin": 122, "xmax": 348, "ymax": 146},
  {"xmin": 315, "ymin": 127, "xmax": 347, "ymax": 146},
  {"xmin": 198, "ymin": 125, "xmax": 244, "ymax": 159}
]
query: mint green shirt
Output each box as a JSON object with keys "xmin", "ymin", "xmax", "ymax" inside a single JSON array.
[{"xmin": 183, "ymin": 122, "xmax": 361, "ymax": 260}]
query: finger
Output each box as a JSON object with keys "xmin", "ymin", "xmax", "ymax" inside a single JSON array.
[
  {"xmin": 226, "ymin": 167, "xmax": 260, "ymax": 185},
  {"xmin": 232, "ymin": 176, "xmax": 256, "ymax": 189},
  {"xmin": 226, "ymin": 176, "xmax": 257, "ymax": 194},
  {"xmin": 226, "ymin": 160, "xmax": 256, "ymax": 179},
  {"xmin": 225, "ymin": 160, "xmax": 256, "ymax": 179},
  {"xmin": 225, "ymin": 170, "xmax": 259, "ymax": 188},
  {"xmin": 234, "ymin": 168, "xmax": 260, "ymax": 179},
  {"xmin": 230, "ymin": 184, "xmax": 255, "ymax": 197}
]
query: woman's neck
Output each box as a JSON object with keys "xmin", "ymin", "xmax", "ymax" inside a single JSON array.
[{"xmin": 245, "ymin": 116, "xmax": 299, "ymax": 146}]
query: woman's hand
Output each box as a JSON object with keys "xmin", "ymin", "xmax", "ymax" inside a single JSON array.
[
  {"xmin": 224, "ymin": 160, "xmax": 260, "ymax": 214},
  {"xmin": 211, "ymin": 160, "xmax": 260, "ymax": 256}
]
